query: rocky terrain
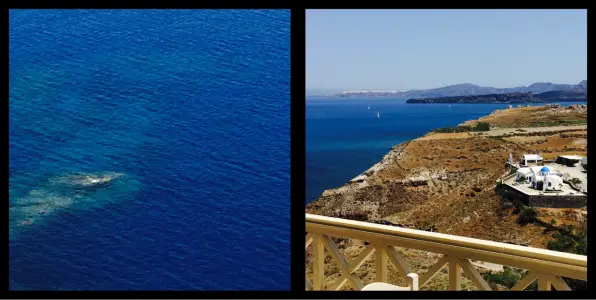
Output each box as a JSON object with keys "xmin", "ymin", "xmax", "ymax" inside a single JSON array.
[{"xmin": 306, "ymin": 104, "xmax": 587, "ymax": 290}]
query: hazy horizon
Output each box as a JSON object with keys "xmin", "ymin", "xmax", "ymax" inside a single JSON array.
[
  {"xmin": 306, "ymin": 9, "xmax": 587, "ymax": 91},
  {"xmin": 305, "ymin": 78, "xmax": 586, "ymax": 94}
]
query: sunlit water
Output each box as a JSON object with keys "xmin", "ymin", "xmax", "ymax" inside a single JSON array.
[{"xmin": 10, "ymin": 9, "xmax": 290, "ymax": 290}]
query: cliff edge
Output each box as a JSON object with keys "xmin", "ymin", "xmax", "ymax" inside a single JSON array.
[{"xmin": 306, "ymin": 105, "xmax": 587, "ymax": 246}]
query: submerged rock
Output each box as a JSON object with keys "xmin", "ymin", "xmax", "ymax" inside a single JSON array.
[
  {"xmin": 9, "ymin": 171, "xmax": 136, "ymax": 238},
  {"xmin": 50, "ymin": 172, "xmax": 124, "ymax": 189}
]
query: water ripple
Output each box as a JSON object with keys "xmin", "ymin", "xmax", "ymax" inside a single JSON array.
[{"xmin": 10, "ymin": 9, "xmax": 290, "ymax": 290}]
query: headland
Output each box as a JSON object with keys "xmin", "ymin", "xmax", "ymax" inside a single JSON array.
[{"xmin": 306, "ymin": 104, "xmax": 587, "ymax": 290}]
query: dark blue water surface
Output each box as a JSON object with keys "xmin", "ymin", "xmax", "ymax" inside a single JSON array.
[
  {"xmin": 306, "ymin": 97, "xmax": 587, "ymax": 203},
  {"xmin": 9, "ymin": 10, "xmax": 290, "ymax": 290}
]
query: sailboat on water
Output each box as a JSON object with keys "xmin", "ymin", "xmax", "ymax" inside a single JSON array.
[
  {"xmin": 368, "ymin": 105, "xmax": 371, "ymax": 110},
  {"xmin": 377, "ymin": 110, "xmax": 380, "ymax": 118}
]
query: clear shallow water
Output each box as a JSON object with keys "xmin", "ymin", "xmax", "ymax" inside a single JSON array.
[
  {"xmin": 9, "ymin": 9, "xmax": 290, "ymax": 290},
  {"xmin": 306, "ymin": 97, "xmax": 586, "ymax": 204}
]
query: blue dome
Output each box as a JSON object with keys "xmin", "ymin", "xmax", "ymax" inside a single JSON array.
[{"xmin": 540, "ymin": 167, "xmax": 550, "ymax": 172}]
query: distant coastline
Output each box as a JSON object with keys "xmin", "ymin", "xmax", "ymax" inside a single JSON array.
[
  {"xmin": 335, "ymin": 80, "xmax": 587, "ymax": 99},
  {"xmin": 406, "ymin": 90, "xmax": 587, "ymax": 104}
]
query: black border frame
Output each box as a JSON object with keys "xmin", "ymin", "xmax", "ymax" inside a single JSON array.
[{"xmin": 6, "ymin": 4, "xmax": 593, "ymax": 299}]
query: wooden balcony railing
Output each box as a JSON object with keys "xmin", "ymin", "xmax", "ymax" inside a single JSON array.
[{"xmin": 305, "ymin": 213, "xmax": 587, "ymax": 291}]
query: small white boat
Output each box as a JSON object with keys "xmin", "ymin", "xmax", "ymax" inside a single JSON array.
[
  {"xmin": 368, "ymin": 105, "xmax": 371, "ymax": 110},
  {"xmin": 377, "ymin": 111, "xmax": 380, "ymax": 118}
]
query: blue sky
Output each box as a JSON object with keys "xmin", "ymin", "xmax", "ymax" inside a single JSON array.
[{"xmin": 306, "ymin": 9, "xmax": 587, "ymax": 91}]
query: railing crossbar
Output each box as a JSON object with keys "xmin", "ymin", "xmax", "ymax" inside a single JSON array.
[{"xmin": 306, "ymin": 214, "xmax": 587, "ymax": 291}]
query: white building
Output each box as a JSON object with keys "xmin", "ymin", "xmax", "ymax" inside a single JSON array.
[
  {"xmin": 530, "ymin": 166, "xmax": 564, "ymax": 191},
  {"xmin": 544, "ymin": 175, "xmax": 564, "ymax": 191},
  {"xmin": 516, "ymin": 167, "xmax": 533, "ymax": 182},
  {"xmin": 521, "ymin": 154, "xmax": 543, "ymax": 167},
  {"xmin": 525, "ymin": 166, "xmax": 544, "ymax": 183}
]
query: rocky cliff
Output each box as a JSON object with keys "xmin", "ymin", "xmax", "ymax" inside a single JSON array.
[{"xmin": 306, "ymin": 105, "xmax": 587, "ymax": 245}]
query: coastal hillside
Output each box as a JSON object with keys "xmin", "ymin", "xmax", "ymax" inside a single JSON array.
[
  {"xmin": 460, "ymin": 105, "xmax": 587, "ymax": 128},
  {"xmin": 306, "ymin": 105, "xmax": 587, "ymax": 290}
]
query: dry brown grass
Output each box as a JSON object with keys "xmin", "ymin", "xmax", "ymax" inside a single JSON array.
[
  {"xmin": 418, "ymin": 132, "xmax": 473, "ymax": 140},
  {"xmin": 461, "ymin": 106, "xmax": 587, "ymax": 128}
]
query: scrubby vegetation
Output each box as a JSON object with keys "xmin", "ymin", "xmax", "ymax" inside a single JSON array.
[
  {"xmin": 495, "ymin": 182, "xmax": 522, "ymax": 205},
  {"xmin": 547, "ymin": 225, "xmax": 586, "ymax": 256},
  {"xmin": 516, "ymin": 206, "xmax": 538, "ymax": 225},
  {"xmin": 529, "ymin": 119, "xmax": 587, "ymax": 127},
  {"xmin": 483, "ymin": 267, "xmax": 523, "ymax": 289},
  {"xmin": 434, "ymin": 125, "xmax": 473, "ymax": 133},
  {"xmin": 569, "ymin": 178, "xmax": 582, "ymax": 185},
  {"xmin": 483, "ymin": 267, "xmax": 538, "ymax": 291},
  {"xmin": 484, "ymin": 224, "xmax": 587, "ymax": 291},
  {"xmin": 474, "ymin": 122, "xmax": 490, "ymax": 131},
  {"xmin": 433, "ymin": 122, "xmax": 490, "ymax": 133},
  {"xmin": 545, "ymin": 224, "xmax": 587, "ymax": 290}
]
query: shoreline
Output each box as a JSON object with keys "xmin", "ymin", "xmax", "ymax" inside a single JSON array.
[
  {"xmin": 320, "ymin": 142, "xmax": 411, "ymax": 198},
  {"xmin": 306, "ymin": 104, "xmax": 587, "ymax": 218},
  {"xmin": 305, "ymin": 106, "xmax": 587, "ymax": 221},
  {"xmin": 309, "ymin": 108, "xmax": 497, "ymax": 203}
]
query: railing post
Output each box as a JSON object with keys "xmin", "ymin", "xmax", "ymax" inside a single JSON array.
[
  {"xmin": 538, "ymin": 274, "xmax": 552, "ymax": 291},
  {"xmin": 449, "ymin": 256, "xmax": 461, "ymax": 291},
  {"xmin": 312, "ymin": 234, "xmax": 325, "ymax": 290},
  {"xmin": 375, "ymin": 244, "xmax": 388, "ymax": 283}
]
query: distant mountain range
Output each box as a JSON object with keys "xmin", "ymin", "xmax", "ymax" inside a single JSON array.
[
  {"xmin": 337, "ymin": 80, "xmax": 587, "ymax": 98},
  {"xmin": 406, "ymin": 90, "xmax": 587, "ymax": 104}
]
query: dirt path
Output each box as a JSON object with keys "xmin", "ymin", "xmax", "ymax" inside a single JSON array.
[
  {"xmin": 483, "ymin": 125, "xmax": 587, "ymax": 136},
  {"xmin": 419, "ymin": 125, "xmax": 587, "ymax": 141}
]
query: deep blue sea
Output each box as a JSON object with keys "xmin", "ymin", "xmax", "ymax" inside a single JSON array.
[
  {"xmin": 9, "ymin": 10, "xmax": 290, "ymax": 290},
  {"xmin": 306, "ymin": 97, "xmax": 587, "ymax": 203}
]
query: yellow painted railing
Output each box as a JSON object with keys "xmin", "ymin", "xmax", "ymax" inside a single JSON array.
[{"xmin": 305, "ymin": 213, "xmax": 586, "ymax": 291}]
